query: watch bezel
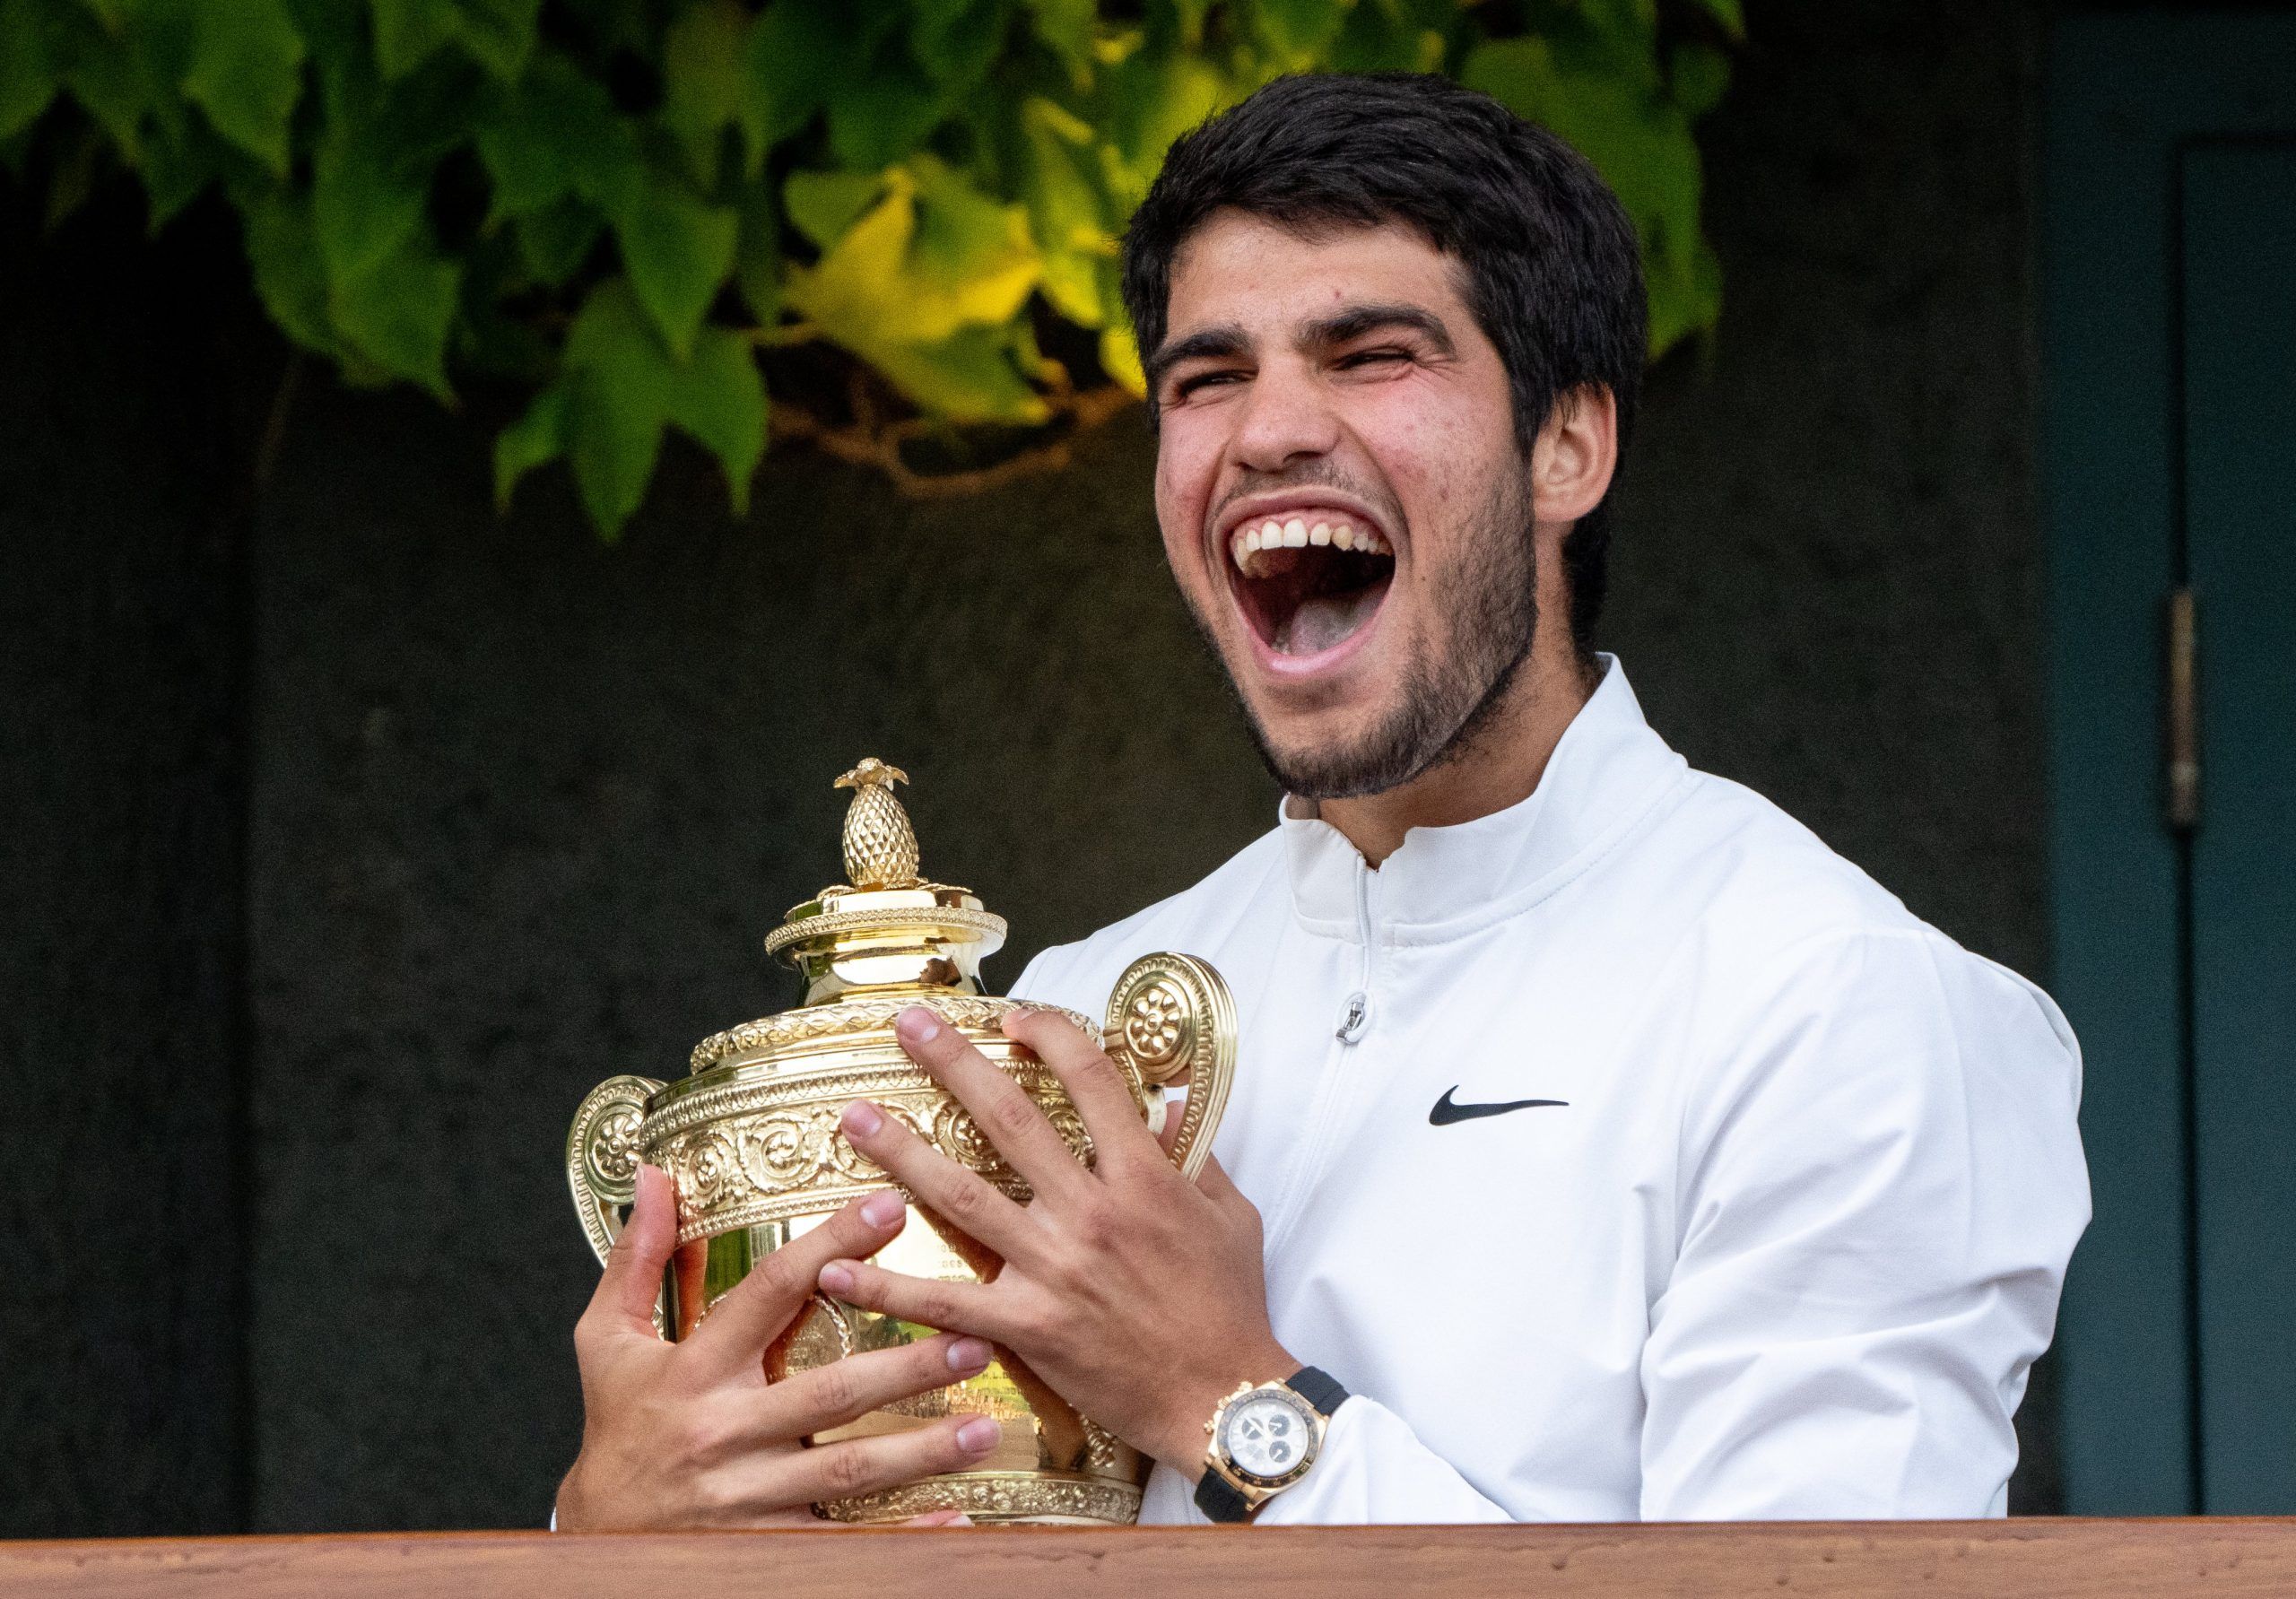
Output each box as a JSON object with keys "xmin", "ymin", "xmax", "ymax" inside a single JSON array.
[{"xmin": 1213, "ymin": 1383, "xmax": 1324, "ymax": 1490}]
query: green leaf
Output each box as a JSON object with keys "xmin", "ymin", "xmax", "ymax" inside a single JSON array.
[
  {"xmin": 662, "ymin": 0, "xmax": 768, "ymax": 184},
  {"xmin": 450, "ymin": 0, "xmax": 541, "ymax": 78},
  {"xmin": 329, "ymin": 239, "xmax": 460, "ymax": 395},
  {"xmin": 825, "ymin": 45, "xmax": 946, "ymax": 170},
  {"xmin": 663, "ymin": 326, "xmax": 767, "ymax": 515},
  {"xmin": 560, "ymin": 277, "xmax": 764, "ymax": 534},
  {"xmin": 912, "ymin": 0, "xmax": 1007, "ymax": 91},
  {"xmin": 65, "ymin": 23, "xmax": 170, "ymax": 160},
  {"xmin": 786, "ymin": 156, "xmax": 1038, "ymax": 345},
  {"xmin": 783, "ymin": 168, "xmax": 882, "ymax": 249},
  {"xmin": 475, "ymin": 56, "xmax": 634, "ymax": 216},
  {"xmin": 312, "ymin": 117, "xmax": 427, "ymax": 278},
  {"xmin": 370, "ymin": 0, "xmax": 459, "ymax": 80},
  {"xmin": 1462, "ymin": 37, "xmax": 1701, "ymax": 264},
  {"xmin": 514, "ymin": 196, "xmax": 604, "ymax": 284},
  {"xmin": 494, "ymin": 378, "xmax": 569, "ymax": 508},
  {"xmin": 182, "ymin": 0, "xmax": 305, "ymax": 174},
  {"xmin": 1646, "ymin": 231, "xmax": 1721, "ymax": 360},
  {"xmin": 745, "ymin": 0, "xmax": 889, "ymax": 144},
  {"xmin": 733, "ymin": 180, "xmax": 780, "ymax": 326},
  {"xmin": 1099, "ymin": 320, "xmax": 1144, "ymax": 396},
  {"xmin": 141, "ymin": 120, "xmax": 223, "ymax": 228},
  {"xmin": 1246, "ymin": 0, "xmax": 1352, "ymax": 66},
  {"xmin": 0, "ymin": 0, "xmax": 62, "ymax": 140},
  {"xmin": 1330, "ymin": 0, "xmax": 1449, "ymax": 74},
  {"xmin": 1687, "ymin": 0, "xmax": 1744, "ymax": 42},
  {"xmin": 242, "ymin": 188, "xmax": 338, "ymax": 353},
  {"xmin": 1670, "ymin": 42, "xmax": 1730, "ymax": 120},
  {"xmin": 1022, "ymin": 0, "xmax": 1094, "ymax": 82},
  {"xmin": 784, "ymin": 159, "xmax": 1043, "ymax": 419},
  {"xmin": 1101, "ymin": 47, "xmax": 1225, "ymax": 209},
  {"xmin": 604, "ymin": 178, "xmax": 737, "ymax": 358},
  {"xmin": 1019, "ymin": 95, "xmax": 1109, "ymax": 326},
  {"xmin": 869, "ymin": 324, "xmax": 1048, "ymax": 424}
]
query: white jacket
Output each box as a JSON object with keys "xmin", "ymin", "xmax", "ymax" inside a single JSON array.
[{"xmin": 1012, "ymin": 657, "xmax": 2090, "ymax": 1523}]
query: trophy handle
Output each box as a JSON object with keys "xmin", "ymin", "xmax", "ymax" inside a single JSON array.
[
  {"xmin": 1101, "ymin": 952, "xmax": 1238, "ymax": 1184},
  {"xmin": 567, "ymin": 1074, "xmax": 664, "ymax": 1267}
]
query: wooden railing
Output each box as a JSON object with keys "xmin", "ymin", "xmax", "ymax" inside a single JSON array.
[{"xmin": 5, "ymin": 1519, "xmax": 2294, "ymax": 1597}]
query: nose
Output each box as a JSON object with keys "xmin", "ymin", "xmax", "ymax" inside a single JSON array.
[{"xmin": 1231, "ymin": 358, "xmax": 1342, "ymax": 474}]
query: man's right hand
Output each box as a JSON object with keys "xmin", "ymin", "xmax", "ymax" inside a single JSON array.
[{"xmin": 554, "ymin": 1163, "xmax": 1003, "ymax": 1529}]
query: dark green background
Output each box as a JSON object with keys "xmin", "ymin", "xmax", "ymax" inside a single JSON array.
[{"xmin": 0, "ymin": 0, "xmax": 2062, "ymax": 1534}]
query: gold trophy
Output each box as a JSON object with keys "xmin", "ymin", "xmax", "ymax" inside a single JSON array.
[{"xmin": 565, "ymin": 759, "xmax": 1238, "ymax": 1525}]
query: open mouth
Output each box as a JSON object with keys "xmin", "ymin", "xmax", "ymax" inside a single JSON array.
[{"xmin": 1226, "ymin": 515, "xmax": 1396, "ymax": 659}]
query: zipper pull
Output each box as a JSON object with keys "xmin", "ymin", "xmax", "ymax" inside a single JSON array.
[{"xmin": 1335, "ymin": 991, "xmax": 1371, "ymax": 1044}]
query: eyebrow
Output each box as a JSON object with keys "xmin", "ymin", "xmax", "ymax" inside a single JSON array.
[
  {"xmin": 1144, "ymin": 301, "xmax": 1456, "ymax": 394},
  {"xmin": 1143, "ymin": 324, "xmax": 1249, "ymax": 395}
]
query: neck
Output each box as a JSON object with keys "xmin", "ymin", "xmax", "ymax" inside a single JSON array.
[{"xmin": 1316, "ymin": 638, "xmax": 1596, "ymax": 867}]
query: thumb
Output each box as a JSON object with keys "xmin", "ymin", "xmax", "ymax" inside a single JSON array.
[{"xmin": 592, "ymin": 1162, "xmax": 675, "ymax": 1333}]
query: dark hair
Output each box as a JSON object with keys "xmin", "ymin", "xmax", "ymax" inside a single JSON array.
[{"xmin": 1120, "ymin": 72, "xmax": 1647, "ymax": 656}]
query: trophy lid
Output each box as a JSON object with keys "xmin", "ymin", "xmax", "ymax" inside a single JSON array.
[{"xmin": 761, "ymin": 759, "xmax": 1007, "ymax": 1008}]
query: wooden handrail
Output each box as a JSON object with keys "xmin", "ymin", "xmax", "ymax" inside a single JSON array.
[{"xmin": 4, "ymin": 1518, "xmax": 2293, "ymax": 1597}]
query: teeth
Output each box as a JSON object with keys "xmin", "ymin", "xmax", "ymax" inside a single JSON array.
[{"xmin": 1227, "ymin": 512, "xmax": 1393, "ymax": 575}]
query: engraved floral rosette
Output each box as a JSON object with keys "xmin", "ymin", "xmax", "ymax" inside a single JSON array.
[{"xmin": 566, "ymin": 758, "xmax": 1237, "ymax": 1525}]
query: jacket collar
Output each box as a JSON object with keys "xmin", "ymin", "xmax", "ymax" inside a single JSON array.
[{"xmin": 1278, "ymin": 656, "xmax": 1691, "ymax": 945}]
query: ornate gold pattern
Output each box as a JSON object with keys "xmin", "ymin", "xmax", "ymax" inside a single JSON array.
[
  {"xmin": 565, "ymin": 1074, "xmax": 665, "ymax": 1267},
  {"xmin": 564, "ymin": 756, "xmax": 1242, "ymax": 1524},
  {"xmin": 688, "ymin": 995, "xmax": 1091, "ymax": 1075},
  {"xmin": 760, "ymin": 901, "xmax": 1007, "ymax": 961},
  {"xmin": 819, "ymin": 1473, "xmax": 1144, "ymax": 1526},
  {"xmin": 833, "ymin": 758, "xmax": 919, "ymax": 889},
  {"xmin": 1102, "ymin": 952, "xmax": 1238, "ymax": 1185}
]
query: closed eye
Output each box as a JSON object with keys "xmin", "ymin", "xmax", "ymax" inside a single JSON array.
[{"xmin": 1172, "ymin": 369, "xmax": 1248, "ymax": 399}]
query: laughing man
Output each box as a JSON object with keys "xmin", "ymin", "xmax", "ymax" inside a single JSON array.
[{"xmin": 556, "ymin": 72, "xmax": 2089, "ymax": 1528}]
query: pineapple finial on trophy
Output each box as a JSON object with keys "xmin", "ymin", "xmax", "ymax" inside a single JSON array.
[{"xmin": 833, "ymin": 758, "xmax": 918, "ymax": 890}]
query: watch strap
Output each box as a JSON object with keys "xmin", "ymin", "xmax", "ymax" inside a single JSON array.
[
  {"xmin": 1285, "ymin": 1365, "xmax": 1348, "ymax": 1419},
  {"xmin": 1194, "ymin": 1464, "xmax": 1255, "ymax": 1524}
]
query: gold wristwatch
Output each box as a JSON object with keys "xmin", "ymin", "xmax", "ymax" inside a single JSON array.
[{"xmin": 1193, "ymin": 1367, "xmax": 1348, "ymax": 1523}]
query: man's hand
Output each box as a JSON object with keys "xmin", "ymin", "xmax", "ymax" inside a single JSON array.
[
  {"xmin": 817, "ymin": 1005, "xmax": 1293, "ymax": 1478},
  {"xmin": 555, "ymin": 1163, "xmax": 1003, "ymax": 1529}
]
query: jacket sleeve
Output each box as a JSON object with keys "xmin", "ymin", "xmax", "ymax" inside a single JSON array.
[
  {"xmin": 1637, "ymin": 929, "xmax": 2090, "ymax": 1518},
  {"xmin": 1239, "ymin": 1398, "xmax": 1518, "ymax": 1524}
]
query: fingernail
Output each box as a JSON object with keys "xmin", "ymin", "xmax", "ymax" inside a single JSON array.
[
  {"xmin": 842, "ymin": 1099, "xmax": 883, "ymax": 1137},
  {"xmin": 861, "ymin": 1191, "xmax": 904, "ymax": 1228},
  {"xmin": 946, "ymin": 1337, "xmax": 993, "ymax": 1372},
  {"xmin": 897, "ymin": 1006, "xmax": 942, "ymax": 1043},
  {"xmin": 819, "ymin": 1262, "xmax": 855, "ymax": 1296},
  {"xmin": 945, "ymin": 1512, "xmax": 974, "ymax": 1526},
  {"xmin": 956, "ymin": 1417, "xmax": 1001, "ymax": 1453}
]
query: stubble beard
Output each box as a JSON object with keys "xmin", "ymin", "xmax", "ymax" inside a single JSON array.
[{"xmin": 1196, "ymin": 466, "xmax": 1544, "ymax": 802}]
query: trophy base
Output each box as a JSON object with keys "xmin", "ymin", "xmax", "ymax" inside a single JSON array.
[{"xmin": 818, "ymin": 1470, "xmax": 1144, "ymax": 1526}]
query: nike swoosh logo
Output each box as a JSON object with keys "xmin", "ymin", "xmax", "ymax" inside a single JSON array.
[{"xmin": 1429, "ymin": 1086, "xmax": 1570, "ymax": 1125}]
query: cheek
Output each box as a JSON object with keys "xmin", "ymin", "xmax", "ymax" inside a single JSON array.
[
  {"xmin": 1153, "ymin": 418, "xmax": 1223, "ymax": 575},
  {"xmin": 1348, "ymin": 384, "xmax": 1510, "ymax": 531}
]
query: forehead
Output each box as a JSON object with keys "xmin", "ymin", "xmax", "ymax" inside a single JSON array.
[{"xmin": 1163, "ymin": 210, "xmax": 1473, "ymax": 338}]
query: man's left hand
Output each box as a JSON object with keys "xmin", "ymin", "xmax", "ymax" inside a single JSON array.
[{"xmin": 817, "ymin": 1004, "xmax": 1293, "ymax": 1478}]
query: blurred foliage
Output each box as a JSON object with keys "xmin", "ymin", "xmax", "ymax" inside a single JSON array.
[{"xmin": 3, "ymin": 0, "xmax": 1739, "ymax": 534}]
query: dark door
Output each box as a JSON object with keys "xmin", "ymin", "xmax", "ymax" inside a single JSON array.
[{"xmin": 2046, "ymin": 13, "xmax": 2296, "ymax": 1515}]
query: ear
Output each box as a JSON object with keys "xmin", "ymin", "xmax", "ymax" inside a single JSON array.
[{"xmin": 1529, "ymin": 384, "xmax": 1619, "ymax": 526}]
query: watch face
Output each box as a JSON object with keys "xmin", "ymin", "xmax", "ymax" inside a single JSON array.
[{"xmin": 1220, "ymin": 1390, "xmax": 1317, "ymax": 1483}]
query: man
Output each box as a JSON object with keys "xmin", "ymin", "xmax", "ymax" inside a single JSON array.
[{"xmin": 556, "ymin": 72, "xmax": 2088, "ymax": 1528}]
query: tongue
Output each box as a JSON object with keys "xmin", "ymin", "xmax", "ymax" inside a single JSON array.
[{"xmin": 1277, "ymin": 587, "xmax": 1378, "ymax": 656}]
